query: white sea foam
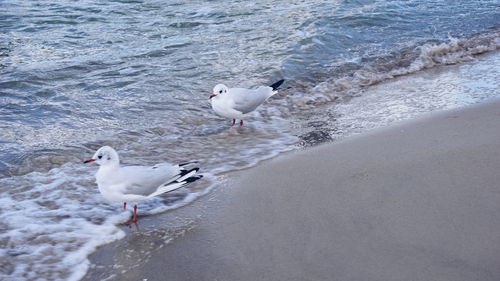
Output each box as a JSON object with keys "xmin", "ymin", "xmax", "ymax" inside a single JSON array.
[
  {"xmin": 0, "ymin": 114, "xmax": 299, "ymax": 281},
  {"xmin": 289, "ymin": 32, "xmax": 500, "ymax": 107},
  {"xmin": 0, "ymin": 162, "xmax": 222, "ymax": 281}
]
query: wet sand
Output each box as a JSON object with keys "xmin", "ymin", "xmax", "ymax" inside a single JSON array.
[{"xmin": 85, "ymin": 99, "xmax": 500, "ymax": 281}]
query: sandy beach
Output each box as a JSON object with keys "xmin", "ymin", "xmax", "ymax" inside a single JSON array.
[{"xmin": 85, "ymin": 98, "xmax": 500, "ymax": 281}]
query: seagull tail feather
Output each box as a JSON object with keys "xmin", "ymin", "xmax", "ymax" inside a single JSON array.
[
  {"xmin": 148, "ymin": 167, "xmax": 203, "ymax": 198},
  {"xmin": 269, "ymin": 79, "xmax": 284, "ymax": 91}
]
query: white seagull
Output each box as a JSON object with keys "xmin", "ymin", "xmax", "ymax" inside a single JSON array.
[
  {"xmin": 84, "ymin": 146, "xmax": 202, "ymax": 223},
  {"xmin": 209, "ymin": 79, "xmax": 284, "ymax": 126}
]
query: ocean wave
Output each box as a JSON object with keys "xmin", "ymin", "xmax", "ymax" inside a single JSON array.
[{"xmin": 286, "ymin": 30, "xmax": 500, "ymax": 107}]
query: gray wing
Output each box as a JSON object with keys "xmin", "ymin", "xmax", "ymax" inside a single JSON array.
[
  {"xmin": 230, "ymin": 87, "xmax": 274, "ymax": 114},
  {"xmin": 121, "ymin": 163, "xmax": 181, "ymax": 196}
]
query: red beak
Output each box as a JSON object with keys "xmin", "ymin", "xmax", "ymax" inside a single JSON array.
[
  {"xmin": 83, "ymin": 158, "xmax": 95, "ymax": 164},
  {"xmin": 209, "ymin": 94, "xmax": 217, "ymax": 99}
]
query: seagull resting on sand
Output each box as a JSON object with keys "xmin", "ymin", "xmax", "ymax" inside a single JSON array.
[
  {"xmin": 84, "ymin": 146, "xmax": 202, "ymax": 223},
  {"xmin": 209, "ymin": 79, "xmax": 284, "ymax": 126}
]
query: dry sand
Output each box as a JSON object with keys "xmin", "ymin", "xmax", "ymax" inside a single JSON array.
[{"xmin": 86, "ymin": 99, "xmax": 500, "ymax": 281}]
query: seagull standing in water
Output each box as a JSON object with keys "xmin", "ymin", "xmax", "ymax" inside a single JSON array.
[
  {"xmin": 209, "ymin": 79, "xmax": 284, "ymax": 126},
  {"xmin": 84, "ymin": 146, "xmax": 202, "ymax": 223}
]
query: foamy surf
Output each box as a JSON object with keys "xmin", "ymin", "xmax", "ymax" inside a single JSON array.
[
  {"xmin": 287, "ymin": 31, "xmax": 500, "ymax": 107},
  {"xmin": 0, "ymin": 163, "xmax": 220, "ymax": 281},
  {"xmin": 0, "ymin": 120, "xmax": 298, "ymax": 280}
]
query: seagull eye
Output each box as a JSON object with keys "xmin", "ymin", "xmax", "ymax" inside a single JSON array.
[
  {"xmin": 98, "ymin": 155, "xmax": 102, "ymax": 159},
  {"xmin": 219, "ymin": 90, "xmax": 223, "ymax": 94}
]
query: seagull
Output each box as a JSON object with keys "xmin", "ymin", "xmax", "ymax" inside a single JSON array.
[
  {"xmin": 209, "ymin": 79, "xmax": 284, "ymax": 126},
  {"xmin": 84, "ymin": 146, "xmax": 202, "ymax": 223}
]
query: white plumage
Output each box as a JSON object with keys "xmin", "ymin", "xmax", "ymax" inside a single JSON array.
[
  {"xmin": 84, "ymin": 146, "xmax": 202, "ymax": 223},
  {"xmin": 209, "ymin": 79, "xmax": 284, "ymax": 126}
]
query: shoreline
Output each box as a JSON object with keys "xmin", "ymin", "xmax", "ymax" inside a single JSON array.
[
  {"xmin": 84, "ymin": 98, "xmax": 500, "ymax": 280},
  {"xmin": 1, "ymin": 2, "xmax": 498, "ymax": 279}
]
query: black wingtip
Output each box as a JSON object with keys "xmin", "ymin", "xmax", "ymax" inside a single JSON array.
[
  {"xmin": 178, "ymin": 167, "xmax": 199, "ymax": 177},
  {"xmin": 163, "ymin": 168, "xmax": 201, "ymax": 187},
  {"xmin": 184, "ymin": 175, "xmax": 203, "ymax": 184},
  {"xmin": 269, "ymin": 79, "xmax": 284, "ymax": 91}
]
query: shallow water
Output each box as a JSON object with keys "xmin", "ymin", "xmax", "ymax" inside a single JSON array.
[{"xmin": 0, "ymin": 0, "xmax": 499, "ymax": 280}]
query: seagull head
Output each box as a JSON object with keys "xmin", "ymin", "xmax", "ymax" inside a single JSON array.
[
  {"xmin": 84, "ymin": 146, "xmax": 120, "ymax": 166},
  {"xmin": 210, "ymin": 84, "xmax": 228, "ymax": 99}
]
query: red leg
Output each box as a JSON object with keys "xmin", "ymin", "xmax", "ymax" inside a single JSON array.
[
  {"xmin": 240, "ymin": 120, "xmax": 243, "ymax": 126},
  {"xmin": 123, "ymin": 202, "xmax": 127, "ymax": 210},
  {"xmin": 132, "ymin": 204, "xmax": 138, "ymax": 223},
  {"xmin": 231, "ymin": 119, "xmax": 235, "ymax": 126}
]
